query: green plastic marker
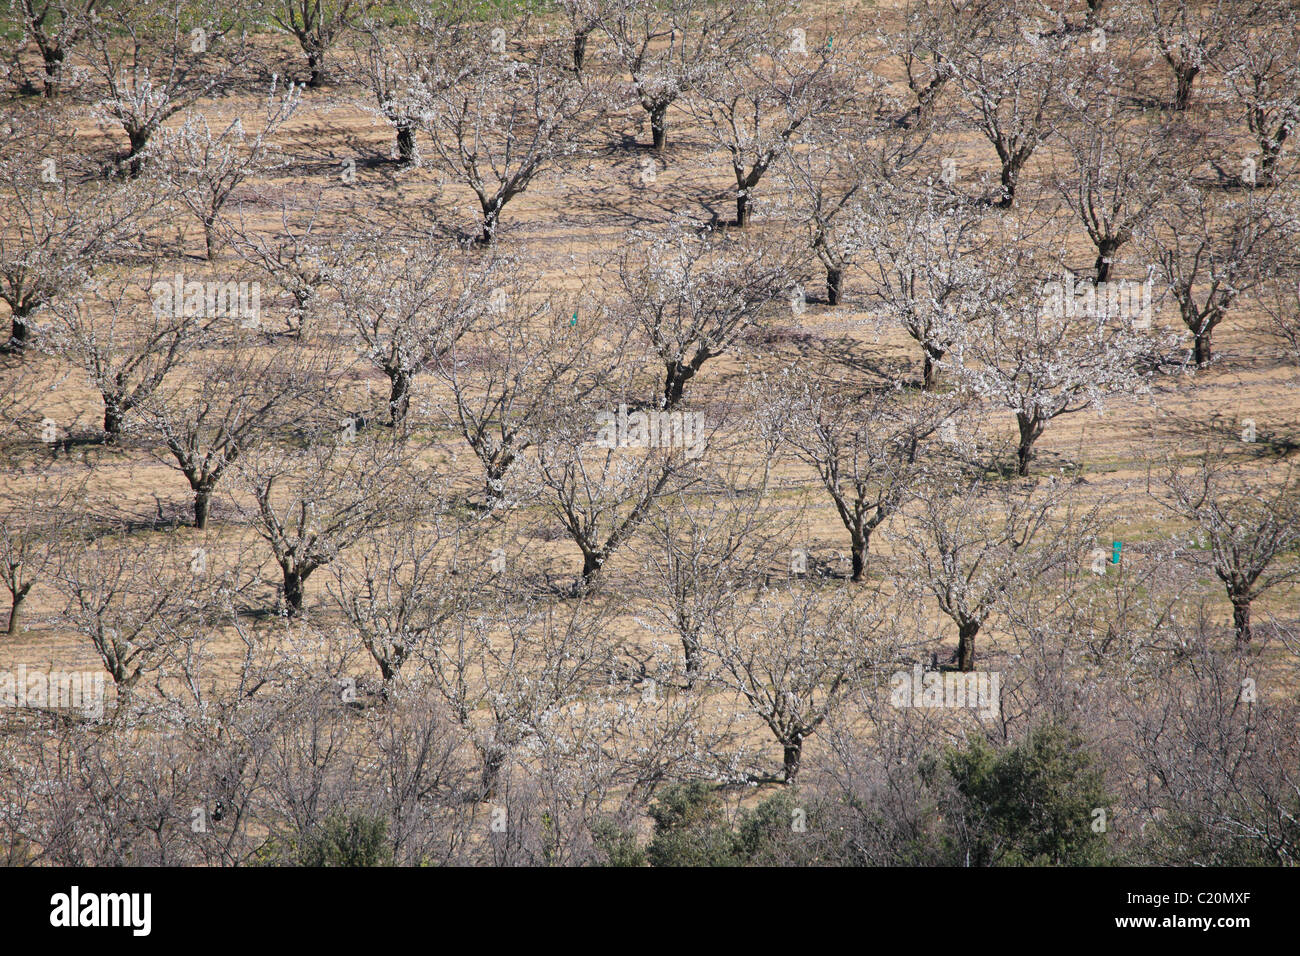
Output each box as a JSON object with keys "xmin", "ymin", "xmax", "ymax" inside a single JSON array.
[
  {"xmin": 1112, "ymin": 540, "xmax": 1122, "ymax": 565},
  {"xmin": 570, "ymin": 308, "xmax": 578, "ymax": 327},
  {"xmin": 827, "ymin": 35, "xmax": 833, "ymax": 51}
]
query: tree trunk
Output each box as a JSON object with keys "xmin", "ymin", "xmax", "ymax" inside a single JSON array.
[
  {"xmin": 478, "ymin": 745, "xmax": 506, "ymax": 801},
  {"xmin": 290, "ymin": 291, "xmax": 312, "ymax": 339},
  {"xmin": 957, "ymin": 620, "xmax": 979, "ymax": 672},
  {"xmin": 1173, "ymin": 65, "xmax": 1198, "ymax": 111},
  {"xmin": 1016, "ymin": 443, "xmax": 1032, "ymax": 478},
  {"xmin": 203, "ymin": 217, "xmax": 218, "ymax": 260},
  {"xmin": 126, "ymin": 128, "xmax": 150, "ymax": 178},
  {"xmin": 650, "ymin": 103, "xmax": 668, "ymax": 152},
  {"xmin": 283, "ymin": 567, "xmax": 305, "ymax": 615},
  {"xmin": 572, "ymin": 30, "xmax": 589, "ymax": 72},
  {"xmin": 997, "ymin": 161, "xmax": 1018, "ymax": 208},
  {"xmin": 1193, "ymin": 330, "xmax": 1213, "ymax": 367},
  {"xmin": 826, "ymin": 266, "xmax": 843, "ymax": 305},
  {"xmin": 1259, "ymin": 138, "xmax": 1283, "ymax": 186},
  {"xmin": 193, "ymin": 487, "xmax": 213, "ymax": 529},
  {"xmin": 782, "ymin": 741, "xmax": 802, "ymax": 782},
  {"xmin": 103, "ymin": 402, "xmax": 125, "ymax": 440},
  {"xmin": 1016, "ymin": 414, "xmax": 1040, "ymax": 477},
  {"xmin": 306, "ymin": 51, "xmax": 326, "ymax": 88},
  {"xmin": 682, "ymin": 634, "xmax": 702, "ymax": 688},
  {"xmin": 663, "ymin": 364, "xmax": 688, "ymax": 410},
  {"xmin": 922, "ymin": 348, "xmax": 942, "ymax": 389},
  {"xmin": 581, "ymin": 550, "xmax": 603, "ymax": 584},
  {"xmin": 42, "ymin": 51, "xmax": 64, "ymax": 97},
  {"xmin": 736, "ymin": 191, "xmax": 750, "ymax": 227},
  {"xmin": 388, "ymin": 368, "xmax": 411, "ymax": 427},
  {"xmin": 915, "ymin": 79, "xmax": 942, "ymax": 118},
  {"xmin": 485, "ymin": 460, "xmax": 510, "ymax": 508},
  {"xmin": 396, "ymin": 123, "xmax": 415, "ymax": 163},
  {"xmin": 479, "ymin": 205, "xmax": 500, "ymax": 246},
  {"xmin": 850, "ymin": 537, "xmax": 866, "ymax": 582},
  {"xmin": 6, "ymin": 588, "xmax": 28, "ymax": 635},
  {"xmin": 1094, "ymin": 238, "xmax": 1120, "ymax": 282},
  {"xmin": 1232, "ymin": 596, "xmax": 1252, "ymax": 646},
  {"xmin": 7, "ymin": 314, "xmax": 32, "ymax": 354}
]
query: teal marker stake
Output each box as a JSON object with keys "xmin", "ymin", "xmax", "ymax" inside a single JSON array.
[
  {"xmin": 570, "ymin": 308, "xmax": 578, "ymax": 327},
  {"xmin": 1112, "ymin": 540, "xmax": 1122, "ymax": 566},
  {"xmin": 827, "ymin": 35, "xmax": 833, "ymax": 51}
]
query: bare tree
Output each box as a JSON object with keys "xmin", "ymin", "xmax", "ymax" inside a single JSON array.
[
  {"xmin": 952, "ymin": 245, "xmax": 1164, "ymax": 476},
  {"xmin": 614, "ymin": 225, "xmax": 791, "ymax": 409},
  {"xmin": 411, "ymin": 40, "xmax": 603, "ymax": 244},
  {"xmin": 52, "ymin": 532, "xmax": 198, "ymax": 700},
  {"xmin": 1160, "ymin": 447, "xmax": 1300, "ymax": 645},
  {"xmin": 0, "ymin": 349, "xmax": 49, "ymax": 447},
  {"xmin": 421, "ymin": 593, "xmax": 616, "ymax": 800},
  {"xmin": 350, "ymin": 2, "xmax": 479, "ymax": 165},
  {"xmin": 600, "ymin": 0, "xmax": 752, "ymax": 152},
  {"xmin": 269, "ymin": 0, "xmax": 374, "ymax": 88},
  {"xmin": 433, "ymin": 286, "xmax": 627, "ymax": 509},
  {"xmin": 84, "ymin": 0, "xmax": 251, "ymax": 175},
  {"xmin": 781, "ymin": 369, "xmax": 956, "ymax": 581},
  {"xmin": 537, "ymin": 407, "xmax": 700, "ymax": 588},
  {"xmin": 1052, "ymin": 102, "xmax": 1176, "ymax": 281},
  {"xmin": 952, "ymin": 8, "xmax": 1070, "ymax": 207},
  {"xmin": 225, "ymin": 201, "xmax": 337, "ymax": 339},
  {"xmin": 331, "ymin": 237, "xmax": 496, "ymax": 428},
  {"xmin": 884, "ymin": 0, "xmax": 995, "ymax": 123},
  {"xmin": 1140, "ymin": 0, "xmax": 1264, "ymax": 111},
  {"xmin": 152, "ymin": 78, "xmax": 300, "ymax": 259},
  {"xmin": 0, "ymin": 476, "xmax": 82, "ymax": 633},
  {"xmin": 328, "ymin": 513, "xmax": 471, "ymax": 682},
  {"xmin": 0, "ymin": 113, "xmax": 146, "ymax": 352},
  {"xmin": 777, "ymin": 81, "xmax": 930, "ymax": 305},
  {"xmin": 557, "ymin": 0, "xmax": 618, "ymax": 74},
  {"xmin": 708, "ymin": 584, "xmax": 901, "ymax": 781},
  {"xmin": 689, "ymin": 18, "xmax": 848, "ymax": 227},
  {"xmin": 859, "ymin": 186, "xmax": 989, "ymax": 388},
  {"xmin": 138, "ymin": 336, "xmax": 327, "ymax": 528},
  {"xmin": 3, "ymin": 0, "xmax": 1299, "ymax": 875},
  {"xmin": 12, "ymin": 0, "xmax": 98, "ymax": 95},
  {"xmin": 898, "ymin": 473, "xmax": 1097, "ymax": 671},
  {"xmin": 638, "ymin": 474, "xmax": 787, "ymax": 685},
  {"xmin": 235, "ymin": 433, "xmax": 424, "ymax": 615},
  {"xmin": 1119, "ymin": 613, "xmax": 1300, "ymax": 864},
  {"xmin": 1141, "ymin": 180, "xmax": 1290, "ymax": 366},
  {"xmin": 44, "ymin": 272, "xmax": 202, "ymax": 440},
  {"xmin": 1259, "ymin": 274, "xmax": 1300, "ymax": 367},
  {"xmin": 1218, "ymin": 5, "xmax": 1300, "ymax": 185}
]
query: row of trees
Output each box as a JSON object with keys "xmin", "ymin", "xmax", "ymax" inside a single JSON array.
[
  {"xmin": 3, "ymin": 4, "xmax": 1295, "ymax": 646},
  {"xmin": 6, "ymin": 377, "xmax": 1298, "ymax": 701},
  {"xmin": 1, "ymin": 593, "xmax": 1295, "ymax": 865},
  {"xmin": 4, "ymin": 1, "xmax": 1297, "ymax": 365},
  {"xmin": 1, "ymin": 0, "xmax": 1297, "ymax": 867}
]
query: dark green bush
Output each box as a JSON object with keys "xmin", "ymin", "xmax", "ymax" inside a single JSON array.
[
  {"xmin": 591, "ymin": 818, "xmax": 647, "ymax": 868},
  {"xmin": 297, "ymin": 810, "xmax": 394, "ymax": 868},
  {"xmin": 942, "ymin": 724, "xmax": 1112, "ymax": 866},
  {"xmin": 646, "ymin": 782, "xmax": 742, "ymax": 867}
]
